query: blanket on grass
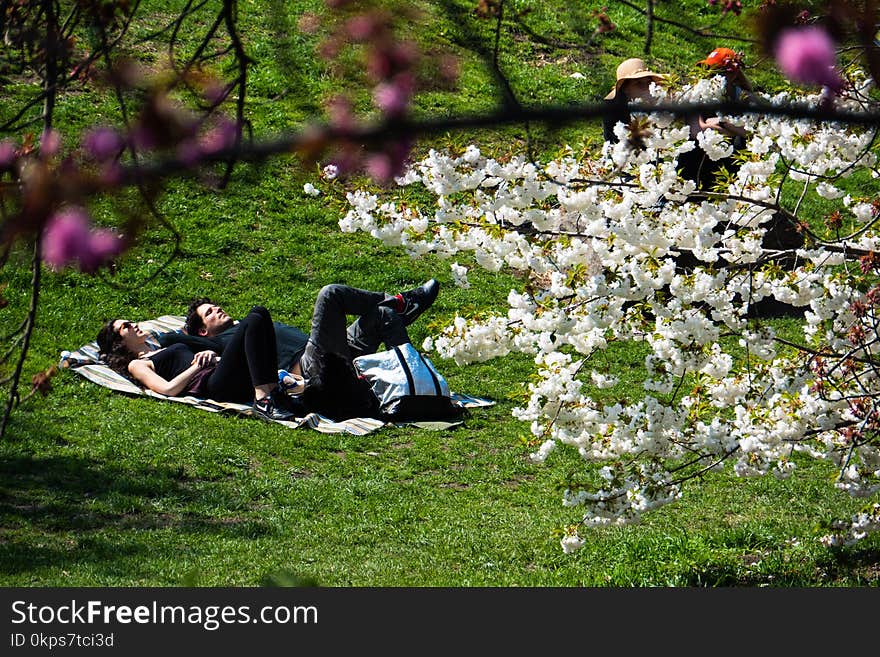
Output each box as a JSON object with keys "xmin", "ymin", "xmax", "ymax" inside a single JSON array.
[{"xmin": 60, "ymin": 315, "xmax": 494, "ymax": 435}]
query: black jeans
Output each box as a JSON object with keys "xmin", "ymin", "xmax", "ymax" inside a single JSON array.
[
  {"xmin": 299, "ymin": 285, "xmax": 409, "ymax": 419},
  {"xmin": 205, "ymin": 306, "xmax": 279, "ymax": 403}
]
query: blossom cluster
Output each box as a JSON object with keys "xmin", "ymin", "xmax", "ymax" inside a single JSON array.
[
  {"xmin": 308, "ymin": 0, "xmax": 457, "ymax": 183},
  {"xmin": 0, "ymin": 67, "xmax": 242, "ymax": 274},
  {"xmin": 340, "ymin": 71, "xmax": 880, "ymax": 551}
]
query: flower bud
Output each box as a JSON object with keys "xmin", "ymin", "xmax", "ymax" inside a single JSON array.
[{"xmin": 774, "ymin": 26, "xmax": 843, "ymax": 91}]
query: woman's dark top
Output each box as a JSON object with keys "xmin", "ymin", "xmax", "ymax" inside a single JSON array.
[
  {"xmin": 603, "ymin": 93, "xmax": 631, "ymax": 144},
  {"xmin": 146, "ymin": 343, "xmax": 195, "ymax": 380}
]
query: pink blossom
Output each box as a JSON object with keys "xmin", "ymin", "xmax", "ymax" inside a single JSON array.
[
  {"xmin": 78, "ymin": 229, "xmax": 123, "ymax": 273},
  {"xmin": 99, "ymin": 162, "xmax": 123, "ymax": 186},
  {"xmin": 176, "ymin": 139, "xmax": 202, "ymax": 166},
  {"xmin": 203, "ymin": 81, "xmax": 231, "ymax": 105},
  {"xmin": 42, "ymin": 209, "xmax": 91, "ymax": 270},
  {"xmin": 83, "ymin": 127, "xmax": 123, "ymax": 162},
  {"xmin": 389, "ymin": 41, "xmax": 418, "ymax": 69},
  {"xmin": 130, "ymin": 125, "xmax": 157, "ymax": 151},
  {"xmin": 40, "ymin": 129, "xmax": 61, "ymax": 158},
  {"xmin": 346, "ymin": 15, "xmax": 379, "ymax": 42},
  {"xmin": 328, "ymin": 148, "xmax": 359, "ymax": 177},
  {"xmin": 327, "ymin": 95, "xmax": 356, "ymax": 131},
  {"xmin": 373, "ymin": 74, "xmax": 414, "ymax": 115},
  {"xmin": 366, "ymin": 49, "xmax": 393, "ymax": 81},
  {"xmin": 199, "ymin": 118, "xmax": 240, "ymax": 155},
  {"xmin": 774, "ymin": 26, "xmax": 843, "ymax": 91},
  {"xmin": 365, "ymin": 137, "xmax": 412, "ymax": 184},
  {"xmin": 41, "ymin": 207, "xmax": 123, "ymax": 273},
  {"xmin": 0, "ymin": 140, "xmax": 16, "ymax": 169},
  {"xmin": 365, "ymin": 153, "xmax": 394, "ymax": 183}
]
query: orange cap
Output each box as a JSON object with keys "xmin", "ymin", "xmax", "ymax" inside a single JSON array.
[{"xmin": 698, "ymin": 47, "xmax": 737, "ymax": 67}]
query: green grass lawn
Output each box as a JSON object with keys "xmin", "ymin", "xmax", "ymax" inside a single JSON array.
[{"xmin": 1, "ymin": 0, "xmax": 878, "ymax": 586}]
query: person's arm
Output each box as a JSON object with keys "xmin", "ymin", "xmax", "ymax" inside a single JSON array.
[
  {"xmin": 692, "ymin": 115, "xmax": 748, "ymax": 140},
  {"xmin": 711, "ymin": 117, "xmax": 748, "ymax": 140},
  {"xmin": 158, "ymin": 331, "xmax": 224, "ymax": 353},
  {"xmin": 128, "ymin": 356, "xmax": 207, "ymax": 397}
]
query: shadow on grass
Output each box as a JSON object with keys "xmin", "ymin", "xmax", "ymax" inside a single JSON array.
[
  {"xmin": 0, "ymin": 453, "xmax": 274, "ymax": 578},
  {"xmin": 680, "ymin": 546, "xmax": 880, "ymax": 587},
  {"xmin": 817, "ymin": 547, "xmax": 880, "ymax": 585}
]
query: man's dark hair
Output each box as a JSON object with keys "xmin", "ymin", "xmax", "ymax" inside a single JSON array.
[{"xmin": 184, "ymin": 297, "xmax": 213, "ymax": 335}]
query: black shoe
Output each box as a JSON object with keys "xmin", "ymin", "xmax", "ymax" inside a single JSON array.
[
  {"xmin": 396, "ymin": 279, "xmax": 439, "ymax": 326},
  {"xmin": 253, "ymin": 388, "xmax": 296, "ymax": 422}
]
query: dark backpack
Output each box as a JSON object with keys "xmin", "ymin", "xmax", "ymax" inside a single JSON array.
[{"xmin": 301, "ymin": 353, "xmax": 380, "ymax": 421}]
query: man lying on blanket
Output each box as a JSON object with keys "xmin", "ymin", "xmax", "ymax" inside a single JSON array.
[{"xmin": 159, "ymin": 281, "xmax": 440, "ymax": 421}]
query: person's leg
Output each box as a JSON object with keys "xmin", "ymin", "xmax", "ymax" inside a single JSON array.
[
  {"xmin": 305, "ymin": 284, "xmax": 388, "ymax": 360},
  {"xmin": 346, "ymin": 305, "xmax": 410, "ymax": 359},
  {"xmin": 298, "ymin": 285, "xmax": 395, "ymax": 419},
  {"xmin": 206, "ymin": 306, "xmax": 279, "ymax": 403},
  {"xmin": 299, "ymin": 281, "xmax": 436, "ymax": 390},
  {"xmin": 378, "ymin": 279, "xmax": 439, "ymax": 326}
]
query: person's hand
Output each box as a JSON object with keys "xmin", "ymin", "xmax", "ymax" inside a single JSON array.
[
  {"xmin": 710, "ymin": 118, "xmax": 748, "ymax": 139},
  {"xmin": 192, "ymin": 350, "xmax": 218, "ymax": 368},
  {"xmin": 703, "ymin": 117, "xmax": 723, "ymax": 131}
]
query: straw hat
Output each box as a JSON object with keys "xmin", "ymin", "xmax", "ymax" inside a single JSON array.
[{"xmin": 605, "ymin": 58, "xmax": 666, "ymax": 100}]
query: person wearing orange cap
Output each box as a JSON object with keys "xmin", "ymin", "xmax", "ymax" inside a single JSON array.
[
  {"xmin": 692, "ymin": 47, "xmax": 751, "ymax": 143},
  {"xmin": 698, "ymin": 48, "xmax": 753, "ymax": 95},
  {"xmin": 678, "ymin": 47, "xmax": 754, "ymax": 190},
  {"xmin": 603, "ymin": 57, "xmax": 668, "ymax": 144},
  {"xmin": 685, "ymin": 47, "xmax": 802, "ymax": 276}
]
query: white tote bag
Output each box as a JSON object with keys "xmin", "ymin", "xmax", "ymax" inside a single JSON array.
[{"xmin": 352, "ymin": 343, "xmax": 450, "ymax": 411}]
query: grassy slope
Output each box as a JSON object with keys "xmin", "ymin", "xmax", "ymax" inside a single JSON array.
[{"xmin": 1, "ymin": 0, "xmax": 878, "ymax": 586}]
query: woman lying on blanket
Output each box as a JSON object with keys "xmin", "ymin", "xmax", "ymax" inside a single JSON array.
[{"xmin": 96, "ymin": 306, "xmax": 302, "ymax": 422}]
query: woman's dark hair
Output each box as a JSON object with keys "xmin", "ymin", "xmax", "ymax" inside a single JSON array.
[{"xmin": 96, "ymin": 319, "xmax": 137, "ymax": 377}]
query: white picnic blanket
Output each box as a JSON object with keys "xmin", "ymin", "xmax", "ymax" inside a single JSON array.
[{"xmin": 61, "ymin": 315, "xmax": 494, "ymax": 435}]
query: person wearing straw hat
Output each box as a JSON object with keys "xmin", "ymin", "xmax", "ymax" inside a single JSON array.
[{"xmin": 603, "ymin": 57, "xmax": 668, "ymax": 144}]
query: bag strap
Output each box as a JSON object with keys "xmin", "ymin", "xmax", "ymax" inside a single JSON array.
[
  {"xmin": 416, "ymin": 351, "xmax": 443, "ymax": 396},
  {"xmin": 392, "ymin": 345, "xmax": 416, "ymax": 396}
]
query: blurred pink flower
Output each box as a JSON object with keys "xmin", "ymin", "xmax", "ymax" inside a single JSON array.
[
  {"xmin": 346, "ymin": 15, "xmax": 379, "ymax": 42},
  {"xmin": 199, "ymin": 118, "xmax": 240, "ymax": 155},
  {"xmin": 42, "ymin": 207, "xmax": 123, "ymax": 273},
  {"xmin": 78, "ymin": 229, "xmax": 123, "ymax": 273},
  {"xmin": 40, "ymin": 129, "xmax": 61, "ymax": 158},
  {"xmin": 0, "ymin": 139, "xmax": 16, "ymax": 169},
  {"xmin": 82, "ymin": 127, "xmax": 123, "ymax": 162},
  {"xmin": 327, "ymin": 95, "xmax": 356, "ymax": 131},
  {"xmin": 42, "ymin": 209, "xmax": 91, "ymax": 270},
  {"xmin": 774, "ymin": 26, "xmax": 843, "ymax": 91},
  {"xmin": 365, "ymin": 153, "xmax": 394, "ymax": 183},
  {"xmin": 176, "ymin": 139, "xmax": 202, "ymax": 166},
  {"xmin": 389, "ymin": 41, "xmax": 418, "ymax": 69},
  {"xmin": 373, "ymin": 73, "xmax": 414, "ymax": 115},
  {"xmin": 203, "ymin": 80, "xmax": 231, "ymax": 105},
  {"xmin": 365, "ymin": 137, "xmax": 412, "ymax": 184}
]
